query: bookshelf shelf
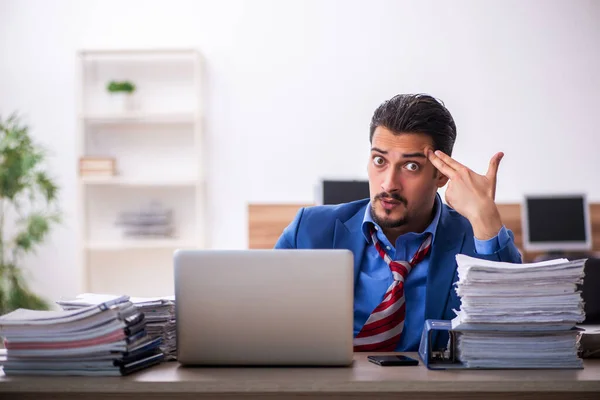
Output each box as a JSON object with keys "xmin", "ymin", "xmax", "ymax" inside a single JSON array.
[
  {"xmin": 79, "ymin": 48, "xmax": 197, "ymax": 63},
  {"xmin": 82, "ymin": 112, "xmax": 197, "ymax": 125},
  {"xmin": 85, "ymin": 239, "xmax": 197, "ymax": 251},
  {"xmin": 77, "ymin": 48, "xmax": 206, "ymax": 296},
  {"xmin": 80, "ymin": 176, "xmax": 199, "ymax": 187}
]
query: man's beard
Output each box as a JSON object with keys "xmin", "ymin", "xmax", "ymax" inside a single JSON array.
[{"xmin": 371, "ymin": 192, "xmax": 409, "ymax": 229}]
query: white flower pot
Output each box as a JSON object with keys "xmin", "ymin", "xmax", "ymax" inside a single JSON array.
[{"xmin": 108, "ymin": 93, "xmax": 136, "ymax": 113}]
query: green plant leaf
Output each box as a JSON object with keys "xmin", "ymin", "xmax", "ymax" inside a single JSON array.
[
  {"xmin": 106, "ymin": 80, "xmax": 136, "ymax": 93},
  {"xmin": 0, "ymin": 282, "xmax": 6, "ymax": 316},
  {"xmin": 35, "ymin": 172, "xmax": 59, "ymax": 203},
  {"xmin": 14, "ymin": 212, "xmax": 59, "ymax": 253},
  {"xmin": 7, "ymin": 272, "xmax": 49, "ymax": 311},
  {"xmin": 21, "ymin": 150, "xmax": 43, "ymax": 173}
]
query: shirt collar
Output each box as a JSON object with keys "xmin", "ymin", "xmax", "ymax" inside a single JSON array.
[{"xmin": 361, "ymin": 193, "xmax": 442, "ymax": 245}]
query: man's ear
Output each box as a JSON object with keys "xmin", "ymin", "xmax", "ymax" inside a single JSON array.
[{"xmin": 435, "ymin": 170, "xmax": 449, "ymax": 188}]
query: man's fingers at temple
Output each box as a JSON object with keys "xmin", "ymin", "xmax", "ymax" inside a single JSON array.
[
  {"xmin": 427, "ymin": 150, "xmax": 457, "ymax": 179},
  {"xmin": 433, "ymin": 150, "xmax": 465, "ymax": 172}
]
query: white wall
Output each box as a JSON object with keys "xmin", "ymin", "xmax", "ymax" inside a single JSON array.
[{"xmin": 0, "ymin": 0, "xmax": 599, "ymax": 302}]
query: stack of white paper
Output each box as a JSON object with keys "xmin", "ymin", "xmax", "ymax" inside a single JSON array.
[
  {"xmin": 57, "ymin": 293, "xmax": 177, "ymax": 360},
  {"xmin": 452, "ymin": 254, "xmax": 585, "ymax": 369}
]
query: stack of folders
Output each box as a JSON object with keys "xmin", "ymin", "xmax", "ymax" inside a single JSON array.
[
  {"xmin": 57, "ymin": 293, "xmax": 177, "ymax": 360},
  {"xmin": 115, "ymin": 201, "xmax": 174, "ymax": 238},
  {"xmin": 0, "ymin": 296, "xmax": 164, "ymax": 376},
  {"xmin": 135, "ymin": 297, "xmax": 176, "ymax": 360},
  {"xmin": 451, "ymin": 254, "xmax": 586, "ymax": 369}
]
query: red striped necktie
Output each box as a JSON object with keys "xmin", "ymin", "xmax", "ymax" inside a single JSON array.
[{"xmin": 353, "ymin": 226, "xmax": 432, "ymax": 352}]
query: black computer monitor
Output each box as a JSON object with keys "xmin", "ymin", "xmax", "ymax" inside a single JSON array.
[
  {"xmin": 522, "ymin": 194, "xmax": 592, "ymax": 252},
  {"xmin": 321, "ymin": 180, "xmax": 370, "ymax": 205}
]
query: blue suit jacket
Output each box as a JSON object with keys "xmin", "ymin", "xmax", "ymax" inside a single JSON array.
[{"xmin": 275, "ymin": 198, "xmax": 522, "ymax": 348}]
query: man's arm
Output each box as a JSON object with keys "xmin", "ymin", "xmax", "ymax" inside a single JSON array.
[
  {"xmin": 426, "ymin": 149, "xmax": 522, "ymax": 263},
  {"xmin": 472, "ymin": 225, "xmax": 523, "ymax": 263},
  {"xmin": 274, "ymin": 207, "xmax": 305, "ymax": 249}
]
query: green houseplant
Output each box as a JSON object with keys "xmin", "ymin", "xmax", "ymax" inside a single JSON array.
[
  {"xmin": 106, "ymin": 80, "xmax": 137, "ymax": 112},
  {"xmin": 106, "ymin": 80, "xmax": 136, "ymax": 94},
  {"xmin": 0, "ymin": 113, "xmax": 61, "ymax": 315}
]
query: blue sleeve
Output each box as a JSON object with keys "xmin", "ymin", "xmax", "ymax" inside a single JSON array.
[
  {"xmin": 473, "ymin": 225, "xmax": 510, "ymax": 255},
  {"xmin": 274, "ymin": 208, "xmax": 305, "ymax": 249}
]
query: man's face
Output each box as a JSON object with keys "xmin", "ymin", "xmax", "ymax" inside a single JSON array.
[{"xmin": 367, "ymin": 126, "xmax": 447, "ymax": 230}]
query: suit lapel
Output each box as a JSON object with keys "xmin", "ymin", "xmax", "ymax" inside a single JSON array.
[
  {"xmin": 332, "ymin": 205, "xmax": 368, "ymax": 284},
  {"xmin": 425, "ymin": 205, "xmax": 466, "ymax": 320}
]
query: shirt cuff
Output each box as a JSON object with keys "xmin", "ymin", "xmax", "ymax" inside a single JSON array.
[{"xmin": 474, "ymin": 225, "xmax": 510, "ymax": 255}]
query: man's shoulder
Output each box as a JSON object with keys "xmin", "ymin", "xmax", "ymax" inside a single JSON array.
[
  {"xmin": 442, "ymin": 203, "xmax": 472, "ymax": 225},
  {"xmin": 438, "ymin": 202, "xmax": 476, "ymax": 236},
  {"xmin": 300, "ymin": 198, "xmax": 370, "ymax": 223},
  {"xmin": 277, "ymin": 199, "xmax": 369, "ymax": 249}
]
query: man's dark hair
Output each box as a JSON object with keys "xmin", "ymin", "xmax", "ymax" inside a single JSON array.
[{"xmin": 369, "ymin": 94, "xmax": 457, "ymax": 156}]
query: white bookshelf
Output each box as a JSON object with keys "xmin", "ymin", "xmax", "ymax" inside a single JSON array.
[{"xmin": 77, "ymin": 48, "xmax": 205, "ymax": 297}]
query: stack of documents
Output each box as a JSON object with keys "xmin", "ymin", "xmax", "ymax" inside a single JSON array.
[
  {"xmin": 0, "ymin": 296, "xmax": 164, "ymax": 376},
  {"xmin": 134, "ymin": 297, "xmax": 176, "ymax": 360},
  {"xmin": 116, "ymin": 201, "xmax": 174, "ymax": 238},
  {"xmin": 57, "ymin": 293, "xmax": 177, "ymax": 360},
  {"xmin": 451, "ymin": 254, "xmax": 586, "ymax": 369}
]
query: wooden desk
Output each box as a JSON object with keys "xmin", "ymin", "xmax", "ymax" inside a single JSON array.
[{"xmin": 1, "ymin": 353, "xmax": 600, "ymax": 400}]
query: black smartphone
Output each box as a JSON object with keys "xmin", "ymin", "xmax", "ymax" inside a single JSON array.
[{"xmin": 367, "ymin": 355, "xmax": 419, "ymax": 366}]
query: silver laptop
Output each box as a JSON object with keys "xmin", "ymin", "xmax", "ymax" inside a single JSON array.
[{"xmin": 174, "ymin": 249, "xmax": 354, "ymax": 366}]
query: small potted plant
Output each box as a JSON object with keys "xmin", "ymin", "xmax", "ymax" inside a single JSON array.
[{"xmin": 106, "ymin": 80, "xmax": 137, "ymax": 112}]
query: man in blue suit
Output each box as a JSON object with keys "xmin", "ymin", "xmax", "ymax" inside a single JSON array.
[{"xmin": 275, "ymin": 94, "xmax": 522, "ymax": 352}]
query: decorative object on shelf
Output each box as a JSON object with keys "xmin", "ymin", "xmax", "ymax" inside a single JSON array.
[
  {"xmin": 106, "ymin": 80, "xmax": 137, "ymax": 112},
  {"xmin": 116, "ymin": 201, "xmax": 174, "ymax": 238},
  {"xmin": 0, "ymin": 113, "xmax": 61, "ymax": 315},
  {"xmin": 79, "ymin": 156, "xmax": 116, "ymax": 177}
]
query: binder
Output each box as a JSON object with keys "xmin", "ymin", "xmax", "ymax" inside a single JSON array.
[
  {"xmin": 418, "ymin": 319, "xmax": 584, "ymax": 370},
  {"xmin": 418, "ymin": 319, "xmax": 465, "ymax": 370},
  {"xmin": 118, "ymin": 352, "xmax": 164, "ymax": 375}
]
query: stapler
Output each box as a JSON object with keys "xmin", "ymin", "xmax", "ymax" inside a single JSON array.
[{"xmin": 418, "ymin": 319, "xmax": 467, "ymax": 370}]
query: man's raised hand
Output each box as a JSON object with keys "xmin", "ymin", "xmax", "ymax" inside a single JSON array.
[{"xmin": 427, "ymin": 149, "xmax": 504, "ymax": 240}]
